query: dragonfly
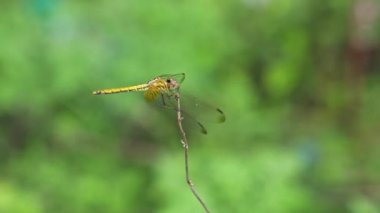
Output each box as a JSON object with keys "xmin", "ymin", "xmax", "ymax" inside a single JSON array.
[{"xmin": 92, "ymin": 73, "xmax": 225, "ymax": 134}]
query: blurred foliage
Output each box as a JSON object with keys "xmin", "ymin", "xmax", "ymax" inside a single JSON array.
[{"xmin": 1, "ymin": 0, "xmax": 380, "ymax": 212}]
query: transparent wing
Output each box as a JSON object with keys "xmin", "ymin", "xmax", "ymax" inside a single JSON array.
[
  {"xmin": 158, "ymin": 93, "xmax": 225, "ymax": 134},
  {"xmin": 180, "ymin": 94, "xmax": 226, "ymax": 124},
  {"xmin": 158, "ymin": 73, "xmax": 186, "ymax": 84}
]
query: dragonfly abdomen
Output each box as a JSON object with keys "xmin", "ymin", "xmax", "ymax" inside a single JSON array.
[{"xmin": 92, "ymin": 84, "xmax": 149, "ymax": 95}]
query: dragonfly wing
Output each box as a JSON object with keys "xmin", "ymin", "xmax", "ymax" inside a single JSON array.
[
  {"xmin": 195, "ymin": 120, "xmax": 208, "ymax": 134},
  {"xmin": 158, "ymin": 73, "xmax": 186, "ymax": 84},
  {"xmin": 158, "ymin": 94, "xmax": 220, "ymax": 135},
  {"xmin": 216, "ymin": 108, "xmax": 226, "ymax": 123},
  {"xmin": 180, "ymin": 95, "xmax": 226, "ymax": 124}
]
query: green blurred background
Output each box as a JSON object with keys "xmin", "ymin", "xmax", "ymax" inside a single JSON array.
[{"xmin": 1, "ymin": 0, "xmax": 380, "ymax": 212}]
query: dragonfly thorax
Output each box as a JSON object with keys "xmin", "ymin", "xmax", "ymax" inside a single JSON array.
[{"xmin": 148, "ymin": 77, "xmax": 180, "ymax": 92}]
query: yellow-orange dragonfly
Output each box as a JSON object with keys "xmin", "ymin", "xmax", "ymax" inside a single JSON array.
[{"xmin": 92, "ymin": 73, "xmax": 225, "ymax": 134}]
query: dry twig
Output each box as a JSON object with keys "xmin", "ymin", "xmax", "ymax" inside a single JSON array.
[{"xmin": 174, "ymin": 91, "xmax": 211, "ymax": 213}]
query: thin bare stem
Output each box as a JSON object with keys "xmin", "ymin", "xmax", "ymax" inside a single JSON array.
[{"xmin": 174, "ymin": 91, "xmax": 211, "ymax": 213}]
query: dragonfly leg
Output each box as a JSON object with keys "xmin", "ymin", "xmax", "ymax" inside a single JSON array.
[
  {"xmin": 160, "ymin": 94, "xmax": 171, "ymax": 109},
  {"xmin": 160, "ymin": 93, "xmax": 179, "ymax": 110}
]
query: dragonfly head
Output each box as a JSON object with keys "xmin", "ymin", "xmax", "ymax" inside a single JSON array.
[{"xmin": 165, "ymin": 77, "xmax": 181, "ymax": 91}]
